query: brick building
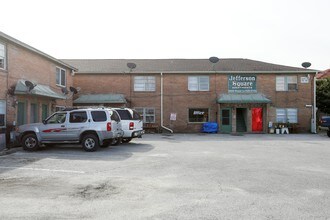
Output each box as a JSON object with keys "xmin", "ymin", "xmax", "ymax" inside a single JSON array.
[
  {"xmin": 64, "ymin": 59, "xmax": 318, "ymax": 133},
  {"xmin": 0, "ymin": 31, "xmax": 76, "ymax": 148}
]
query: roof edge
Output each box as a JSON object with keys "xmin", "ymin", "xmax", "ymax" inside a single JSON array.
[{"xmin": 0, "ymin": 31, "xmax": 77, "ymax": 71}]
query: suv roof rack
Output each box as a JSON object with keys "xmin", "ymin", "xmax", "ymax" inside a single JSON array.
[{"xmin": 61, "ymin": 107, "xmax": 80, "ymax": 111}]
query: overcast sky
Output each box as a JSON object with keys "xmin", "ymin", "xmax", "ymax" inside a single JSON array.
[{"xmin": 1, "ymin": 0, "xmax": 329, "ymax": 70}]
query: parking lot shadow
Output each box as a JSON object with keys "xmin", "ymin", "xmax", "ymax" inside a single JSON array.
[{"xmin": 0, "ymin": 142, "xmax": 155, "ymax": 174}]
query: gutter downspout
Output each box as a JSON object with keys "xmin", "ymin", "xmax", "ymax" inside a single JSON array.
[
  {"xmin": 313, "ymin": 72, "xmax": 317, "ymax": 133},
  {"xmin": 160, "ymin": 72, "xmax": 173, "ymax": 133}
]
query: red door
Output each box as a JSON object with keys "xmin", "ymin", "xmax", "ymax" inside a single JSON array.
[{"xmin": 252, "ymin": 108, "xmax": 263, "ymax": 132}]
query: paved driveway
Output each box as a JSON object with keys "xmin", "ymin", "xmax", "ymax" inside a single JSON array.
[{"xmin": 0, "ymin": 134, "xmax": 329, "ymax": 219}]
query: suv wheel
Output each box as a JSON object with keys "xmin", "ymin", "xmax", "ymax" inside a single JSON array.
[
  {"xmin": 327, "ymin": 130, "xmax": 330, "ymax": 137},
  {"xmin": 22, "ymin": 134, "xmax": 39, "ymax": 151},
  {"xmin": 82, "ymin": 134, "xmax": 99, "ymax": 152}
]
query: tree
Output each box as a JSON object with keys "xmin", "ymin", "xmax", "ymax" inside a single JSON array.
[{"xmin": 316, "ymin": 78, "xmax": 330, "ymax": 114}]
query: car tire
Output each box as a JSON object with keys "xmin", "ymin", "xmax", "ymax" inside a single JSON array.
[
  {"xmin": 122, "ymin": 138, "xmax": 132, "ymax": 143},
  {"xmin": 327, "ymin": 130, "xmax": 330, "ymax": 137},
  {"xmin": 22, "ymin": 134, "xmax": 39, "ymax": 151},
  {"xmin": 82, "ymin": 134, "xmax": 99, "ymax": 152},
  {"xmin": 100, "ymin": 140, "xmax": 110, "ymax": 148}
]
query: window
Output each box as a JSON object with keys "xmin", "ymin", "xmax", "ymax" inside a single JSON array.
[
  {"xmin": 47, "ymin": 113, "xmax": 66, "ymax": 124},
  {"xmin": 116, "ymin": 109, "xmax": 133, "ymax": 120},
  {"xmin": 0, "ymin": 100, "xmax": 5, "ymax": 126},
  {"xmin": 276, "ymin": 108, "xmax": 297, "ymax": 123},
  {"xmin": 42, "ymin": 104, "xmax": 48, "ymax": 121},
  {"xmin": 134, "ymin": 76, "xmax": 156, "ymax": 91},
  {"xmin": 17, "ymin": 102, "xmax": 26, "ymax": 126},
  {"xmin": 188, "ymin": 76, "xmax": 209, "ymax": 91},
  {"xmin": 276, "ymin": 76, "xmax": 297, "ymax": 91},
  {"xmin": 56, "ymin": 67, "xmax": 66, "ymax": 87},
  {"xmin": 134, "ymin": 108, "xmax": 155, "ymax": 123},
  {"xmin": 55, "ymin": 106, "xmax": 65, "ymax": 112},
  {"xmin": 189, "ymin": 108, "xmax": 209, "ymax": 123},
  {"xmin": 111, "ymin": 111, "xmax": 121, "ymax": 122},
  {"xmin": 30, "ymin": 103, "xmax": 38, "ymax": 123},
  {"xmin": 132, "ymin": 110, "xmax": 141, "ymax": 120},
  {"xmin": 0, "ymin": 42, "xmax": 6, "ymax": 69},
  {"xmin": 91, "ymin": 111, "xmax": 107, "ymax": 122},
  {"xmin": 69, "ymin": 111, "xmax": 87, "ymax": 123}
]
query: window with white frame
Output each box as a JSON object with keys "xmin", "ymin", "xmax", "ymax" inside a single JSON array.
[
  {"xmin": 276, "ymin": 76, "xmax": 298, "ymax": 91},
  {"xmin": 134, "ymin": 107, "xmax": 155, "ymax": 123},
  {"xmin": 0, "ymin": 42, "xmax": 6, "ymax": 70},
  {"xmin": 188, "ymin": 76, "xmax": 209, "ymax": 91},
  {"xmin": 276, "ymin": 108, "xmax": 298, "ymax": 123},
  {"xmin": 56, "ymin": 67, "xmax": 66, "ymax": 87},
  {"xmin": 188, "ymin": 108, "xmax": 209, "ymax": 123},
  {"xmin": 134, "ymin": 76, "xmax": 156, "ymax": 91}
]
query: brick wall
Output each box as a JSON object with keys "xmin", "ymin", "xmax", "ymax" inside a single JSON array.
[
  {"xmin": 74, "ymin": 72, "xmax": 314, "ymax": 133},
  {"xmin": 1, "ymin": 41, "xmax": 74, "ymax": 126}
]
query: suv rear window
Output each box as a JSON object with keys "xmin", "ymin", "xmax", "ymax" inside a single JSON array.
[
  {"xmin": 132, "ymin": 110, "xmax": 141, "ymax": 120},
  {"xmin": 111, "ymin": 111, "xmax": 121, "ymax": 122},
  {"xmin": 91, "ymin": 111, "xmax": 107, "ymax": 122},
  {"xmin": 116, "ymin": 110, "xmax": 132, "ymax": 120}
]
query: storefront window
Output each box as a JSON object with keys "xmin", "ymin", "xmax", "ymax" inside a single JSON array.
[{"xmin": 188, "ymin": 108, "xmax": 209, "ymax": 123}]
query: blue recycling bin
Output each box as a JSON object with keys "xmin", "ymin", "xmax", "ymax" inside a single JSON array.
[{"xmin": 202, "ymin": 122, "xmax": 218, "ymax": 133}]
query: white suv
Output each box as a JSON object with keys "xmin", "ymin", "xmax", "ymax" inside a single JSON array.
[
  {"xmin": 16, "ymin": 108, "xmax": 124, "ymax": 152},
  {"xmin": 113, "ymin": 108, "xmax": 144, "ymax": 143}
]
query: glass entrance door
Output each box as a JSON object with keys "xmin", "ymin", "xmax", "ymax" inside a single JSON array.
[{"xmin": 220, "ymin": 108, "xmax": 232, "ymax": 133}]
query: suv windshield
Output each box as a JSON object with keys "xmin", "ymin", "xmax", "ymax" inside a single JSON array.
[{"xmin": 47, "ymin": 113, "xmax": 66, "ymax": 124}]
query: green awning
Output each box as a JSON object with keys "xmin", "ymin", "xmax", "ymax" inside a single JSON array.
[
  {"xmin": 73, "ymin": 94, "xmax": 127, "ymax": 104},
  {"xmin": 217, "ymin": 93, "xmax": 271, "ymax": 104},
  {"xmin": 14, "ymin": 79, "xmax": 66, "ymax": 99}
]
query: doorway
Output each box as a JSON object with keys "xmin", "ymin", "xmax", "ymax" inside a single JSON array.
[
  {"xmin": 236, "ymin": 108, "xmax": 247, "ymax": 132},
  {"xmin": 220, "ymin": 108, "xmax": 232, "ymax": 133},
  {"xmin": 252, "ymin": 108, "xmax": 263, "ymax": 132}
]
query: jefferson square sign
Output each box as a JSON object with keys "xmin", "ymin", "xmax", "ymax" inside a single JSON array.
[{"xmin": 228, "ymin": 75, "xmax": 257, "ymax": 93}]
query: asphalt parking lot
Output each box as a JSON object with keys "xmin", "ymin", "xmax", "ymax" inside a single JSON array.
[{"xmin": 0, "ymin": 133, "xmax": 330, "ymax": 219}]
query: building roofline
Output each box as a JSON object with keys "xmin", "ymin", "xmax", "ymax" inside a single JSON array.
[
  {"xmin": 0, "ymin": 31, "xmax": 78, "ymax": 71},
  {"xmin": 75, "ymin": 70, "xmax": 319, "ymax": 74}
]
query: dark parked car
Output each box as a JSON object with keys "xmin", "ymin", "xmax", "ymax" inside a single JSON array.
[{"xmin": 319, "ymin": 116, "xmax": 330, "ymax": 137}]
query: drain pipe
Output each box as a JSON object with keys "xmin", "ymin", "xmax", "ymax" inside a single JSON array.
[
  {"xmin": 312, "ymin": 72, "xmax": 317, "ymax": 133},
  {"xmin": 160, "ymin": 72, "xmax": 173, "ymax": 133}
]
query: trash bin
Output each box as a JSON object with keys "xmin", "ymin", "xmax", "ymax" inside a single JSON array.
[
  {"xmin": 275, "ymin": 128, "xmax": 281, "ymax": 135},
  {"xmin": 202, "ymin": 122, "xmax": 218, "ymax": 133}
]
